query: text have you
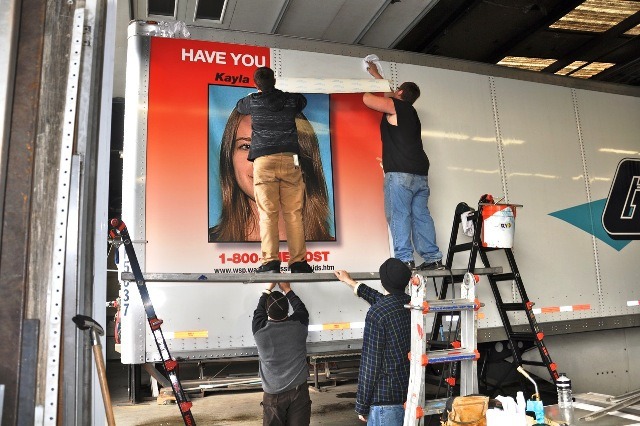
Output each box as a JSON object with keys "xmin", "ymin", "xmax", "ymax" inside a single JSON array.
[{"xmin": 181, "ymin": 48, "xmax": 266, "ymax": 67}]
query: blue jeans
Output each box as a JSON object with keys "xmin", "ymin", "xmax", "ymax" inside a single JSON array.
[
  {"xmin": 384, "ymin": 172, "xmax": 442, "ymax": 264},
  {"xmin": 367, "ymin": 405, "xmax": 404, "ymax": 426}
]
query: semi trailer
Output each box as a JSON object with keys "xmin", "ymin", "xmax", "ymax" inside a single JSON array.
[{"xmin": 117, "ymin": 20, "xmax": 640, "ymax": 395}]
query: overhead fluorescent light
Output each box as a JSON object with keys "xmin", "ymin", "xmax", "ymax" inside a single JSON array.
[
  {"xmin": 499, "ymin": 56, "xmax": 615, "ymax": 79},
  {"xmin": 497, "ymin": 56, "xmax": 556, "ymax": 71},
  {"xmin": 550, "ymin": 0, "xmax": 640, "ymax": 33},
  {"xmin": 627, "ymin": 23, "xmax": 640, "ymax": 35},
  {"xmin": 570, "ymin": 62, "xmax": 616, "ymax": 78},
  {"xmin": 555, "ymin": 61, "xmax": 589, "ymax": 75}
]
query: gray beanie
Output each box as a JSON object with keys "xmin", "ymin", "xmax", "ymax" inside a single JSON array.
[{"xmin": 379, "ymin": 258, "xmax": 411, "ymax": 295}]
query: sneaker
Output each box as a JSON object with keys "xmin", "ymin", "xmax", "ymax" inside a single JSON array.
[
  {"xmin": 256, "ymin": 260, "xmax": 281, "ymax": 273},
  {"xmin": 403, "ymin": 260, "xmax": 416, "ymax": 270},
  {"xmin": 418, "ymin": 260, "xmax": 445, "ymax": 271},
  {"xmin": 290, "ymin": 261, "xmax": 314, "ymax": 273}
]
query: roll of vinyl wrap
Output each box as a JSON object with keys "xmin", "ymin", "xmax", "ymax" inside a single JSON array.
[{"xmin": 276, "ymin": 78, "xmax": 391, "ymax": 94}]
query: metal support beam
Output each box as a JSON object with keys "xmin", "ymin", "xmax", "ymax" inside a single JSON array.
[
  {"xmin": 271, "ymin": 0, "xmax": 292, "ymax": 34},
  {"xmin": 0, "ymin": 0, "xmax": 21, "ymax": 236},
  {"xmin": 482, "ymin": 0, "xmax": 585, "ymax": 64},
  {"xmin": 594, "ymin": 52, "xmax": 640, "ymax": 84},
  {"xmin": 93, "ymin": 0, "xmax": 118, "ymax": 423},
  {"xmin": 119, "ymin": 268, "xmax": 502, "ymax": 283},
  {"xmin": 43, "ymin": 8, "xmax": 86, "ymax": 423},
  {"xmin": 62, "ymin": 156, "xmax": 82, "ymax": 426},
  {"xmin": 0, "ymin": 0, "xmax": 46, "ymax": 424},
  {"xmin": 401, "ymin": 0, "xmax": 482, "ymax": 54},
  {"xmin": 17, "ymin": 319, "xmax": 39, "ymax": 424}
]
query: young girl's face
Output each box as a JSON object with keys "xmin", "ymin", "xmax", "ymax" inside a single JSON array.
[{"xmin": 232, "ymin": 114, "xmax": 254, "ymax": 199}]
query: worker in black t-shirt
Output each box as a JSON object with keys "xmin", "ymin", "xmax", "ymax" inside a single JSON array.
[{"xmin": 363, "ymin": 60, "xmax": 444, "ymax": 271}]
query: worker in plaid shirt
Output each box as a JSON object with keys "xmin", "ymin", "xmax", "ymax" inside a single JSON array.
[{"xmin": 335, "ymin": 258, "xmax": 412, "ymax": 425}]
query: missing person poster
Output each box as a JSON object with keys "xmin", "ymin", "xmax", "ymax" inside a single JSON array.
[
  {"xmin": 145, "ymin": 37, "xmax": 389, "ymax": 274},
  {"xmin": 207, "ymin": 86, "xmax": 335, "ymax": 243}
]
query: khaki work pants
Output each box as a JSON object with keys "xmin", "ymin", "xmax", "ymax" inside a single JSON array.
[{"xmin": 253, "ymin": 153, "xmax": 307, "ymax": 265}]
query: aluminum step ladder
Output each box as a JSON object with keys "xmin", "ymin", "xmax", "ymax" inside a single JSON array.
[{"xmin": 403, "ymin": 271, "xmax": 483, "ymax": 425}]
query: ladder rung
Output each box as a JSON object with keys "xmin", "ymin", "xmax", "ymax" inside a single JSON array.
[
  {"xmin": 424, "ymin": 374, "xmax": 447, "ymax": 385},
  {"xmin": 427, "ymin": 340, "xmax": 457, "ymax": 349},
  {"xmin": 509, "ymin": 332, "xmax": 537, "ymax": 341},
  {"xmin": 521, "ymin": 360, "xmax": 546, "ymax": 367},
  {"xmin": 423, "ymin": 348, "xmax": 479, "ymax": 365},
  {"xmin": 452, "ymin": 242, "xmax": 473, "ymax": 252},
  {"xmin": 501, "ymin": 303, "xmax": 526, "ymax": 311},
  {"xmin": 492, "ymin": 273, "xmax": 515, "ymax": 281},
  {"xmin": 407, "ymin": 298, "xmax": 478, "ymax": 313}
]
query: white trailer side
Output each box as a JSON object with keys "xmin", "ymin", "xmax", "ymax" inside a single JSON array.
[{"xmin": 119, "ymin": 22, "xmax": 640, "ymax": 394}]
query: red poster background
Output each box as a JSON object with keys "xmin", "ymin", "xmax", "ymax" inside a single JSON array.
[{"xmin": 145, "ymin": 37, "xmax": 389, "ymax": 273}]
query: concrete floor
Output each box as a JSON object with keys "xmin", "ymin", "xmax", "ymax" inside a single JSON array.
[{"xmin": 108, "ymin": 361, "xmax": 364, "ymax": 426}]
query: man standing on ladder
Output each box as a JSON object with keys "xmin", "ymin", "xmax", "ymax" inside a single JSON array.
[
  {"xmin": 363, "ymin": 61, "xmax": 444, "ymax": 271},
  {"xmin": 237, "ymin": 66, "xmax": 313, "ymax": 274}
]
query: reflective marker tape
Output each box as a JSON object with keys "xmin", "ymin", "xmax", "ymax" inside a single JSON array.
[
  {"xmin": 627, "ymin": 300, "xmax": 640, "ymax": 306},
  {"xmin": 308, "ymin": 321, "xmax": 365, "ymax": 331},
  {"xmin": 164, "ymin": 331, "xmax": 209, "ymax": 339},
  {"xmin": 323, "ymin": 323, "xmax": 350, "ymax": 330},
  {"xmin": 532, "ymin": 304, "xmax": 591, "ymax": 315},
  {"xmin": 572, "ymin": 304, "xmax": 591, "ymax": 311},
  {"xmin": 175, "ymin": 331, "xmax": 208, "ymax": 338}
]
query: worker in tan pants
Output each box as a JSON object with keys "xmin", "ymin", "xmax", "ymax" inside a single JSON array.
[
  {"xmin": 254, "ymin": 152, "xmax": 308, "ymax": 272},
  {"xmin": 236, "ymin": 66, "xmax": 313, "ymax": 274}
]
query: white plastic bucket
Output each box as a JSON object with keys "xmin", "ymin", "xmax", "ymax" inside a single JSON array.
[{"xmin": 481, "ymin": 204, "xmax": 516, "ymax": 248}]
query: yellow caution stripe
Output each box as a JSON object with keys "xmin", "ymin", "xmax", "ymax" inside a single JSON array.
[
  {"xmin": 308, "ymin": 321, "xmax": 365, "ymax": 331},
  {"xmin": 164, "ymin": 330, "xmax": 209, "ymax": 339}
]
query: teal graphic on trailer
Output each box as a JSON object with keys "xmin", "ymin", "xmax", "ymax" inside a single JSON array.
[
  {"xmin": 549, "ymin": 200, "xmax": 631, "ymax": 251},
  {"xmin": 549, "ymin": 158, "xmax": 640, "ymax": 249}
]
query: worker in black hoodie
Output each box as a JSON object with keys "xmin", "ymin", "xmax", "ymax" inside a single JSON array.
[{"xmin": 236, "ymin": 67, "xmax": 313, "ymax": 274}]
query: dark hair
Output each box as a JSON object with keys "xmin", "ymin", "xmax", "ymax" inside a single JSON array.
[
  {"xmin": 399, "ymin": 82, "xmax": 420, "ymax": 104},
  {"xmin": 254, "ymin": 67, "xmax": 275, "ymax": 92},
  {"xmin": 209, "ymin": 108, "xmax": 333, "ymax": 242}
]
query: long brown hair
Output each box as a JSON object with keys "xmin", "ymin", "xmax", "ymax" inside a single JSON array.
[{"xmin": 209, "ymin": 108, "xmax": 333, "ymax": 242}]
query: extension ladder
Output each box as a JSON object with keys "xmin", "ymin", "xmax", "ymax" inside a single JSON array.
[
  {"xmin": 109, "ymin": 219, "xmax": 197, "ymax": 426},
  {"xmin": 431, "ymin": 197, "xmax": 559, "ymax": 397}
]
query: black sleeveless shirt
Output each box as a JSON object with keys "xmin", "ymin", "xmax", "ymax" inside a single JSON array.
[{"xmin": 380, "ymin": 98, "xmax": 430, "ymax": 176}]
